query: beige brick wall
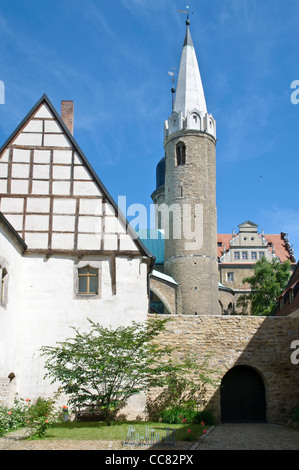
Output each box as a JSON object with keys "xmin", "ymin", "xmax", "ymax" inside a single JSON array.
[{"xmin": 149, "ymin": 314, "xmax": 299, "ymax": 424}]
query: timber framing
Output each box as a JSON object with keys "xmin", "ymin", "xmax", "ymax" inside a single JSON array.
[{"xmin": 0, "ymin": 94, "xmax": 155, "ymax": 269}]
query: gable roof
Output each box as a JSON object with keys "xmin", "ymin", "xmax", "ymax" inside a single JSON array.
[
  {"xmin": 0, "ymin": 94, "xmax": 154, "ymax": 263},
  {"xmin": 238, "ymin": 220, "xmax": 258, "ymax": 228}
]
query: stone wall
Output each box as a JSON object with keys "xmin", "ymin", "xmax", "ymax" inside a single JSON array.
[
  {"xmin": 150, "ymin": 314, "xmax": 299, "ymax": 424},
  {"xmin": 0, "ymin": 378, "xmax": 9, "ymax": 406}
]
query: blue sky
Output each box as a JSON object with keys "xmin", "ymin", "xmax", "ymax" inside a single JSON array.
[{"xmin": 0, "ymin": 0, "xmax": 298, "ymax": 259}]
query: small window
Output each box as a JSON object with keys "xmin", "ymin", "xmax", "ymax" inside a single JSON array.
[
  {"xmin": 234, "ymin": 252, "xmax": 240, "ymax": 260},
  {"xmin": 78, "ymin": 266, "xmax": 98, "ymax": 295},
  {"xmin": 242, "ymin": 252, "xmax": 248, "ymax": 260},
  {"xmin": 227, "ymin": 272, "xmax": 234, "ymax": 282},
  {"xmin": 217, "ymin": 242, "xmax": 222, "ymax": 247},
  {"xmin": 0, "ymin": 268, "xmax": 7, "ymax": 305},
  {"xmin": 259, "ymin": 252, "xmax": 264, "ymax": 259},
  {"xmin": 176, "ymin": 142, "xmax": 186, "ymax": 166},
  {"xmin": 251, "ymin": 252, "xmax": 257, "ymax": 260}
]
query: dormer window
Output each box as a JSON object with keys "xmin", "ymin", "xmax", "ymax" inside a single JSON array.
[
  {"xmin": 176, "ymin": 142, "xmax": 186, "ymax": 166},
  {"xmin": 77, "ymin": 266, "xmax": 98, "ymax": 295}
]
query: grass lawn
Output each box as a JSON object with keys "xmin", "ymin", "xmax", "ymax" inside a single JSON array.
[{"xmin": 45, "ymin": 421, "xmax": 207, "ymax": 442}]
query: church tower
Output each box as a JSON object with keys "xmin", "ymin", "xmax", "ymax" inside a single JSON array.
[{"xmin": 154, "ymin": 15, "xmax": 219, "ymax": 315}]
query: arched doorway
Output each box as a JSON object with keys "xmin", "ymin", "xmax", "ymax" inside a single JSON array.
[{"xmin": 221, "ymin": 365, "xmax": 266, "ymax": 423}]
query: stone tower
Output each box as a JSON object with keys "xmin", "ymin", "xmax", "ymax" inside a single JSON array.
[{"xmin": 152, "ymin": 18, "xmax": 219, "ymax": 315}]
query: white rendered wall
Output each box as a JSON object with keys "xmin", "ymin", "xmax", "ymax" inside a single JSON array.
[{"xmin": 0, "ymin": 248, "xmax": 149, "ymax": 414}]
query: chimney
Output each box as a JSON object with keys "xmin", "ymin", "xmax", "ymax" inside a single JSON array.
[{"xmin": 61, "ymin": 100, "xmax": 74, "ymax": 135}]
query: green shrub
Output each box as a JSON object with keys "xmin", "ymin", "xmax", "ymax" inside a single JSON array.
[
  {"xmin": 0, "ymin": 398, "xmax": 27, "ymax": 436},
  {"xmin": 159, "ymin": 406, "xmax": 198, "ymax": 424},
  {"xmin": 26, "ymin": 397, "xmax": 59, "ymax": 439},
  {"xmin": 193, "ymin": 409, "xmax": 215, "ymax": 425},
  {"xmin": 0, "ymin": 396, "xmax": 61, "ymax": 439}
]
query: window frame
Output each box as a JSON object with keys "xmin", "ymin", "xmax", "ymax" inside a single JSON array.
[{"xmin": 76, "ymin": 264, "xmax": 100, "ymax": 297}]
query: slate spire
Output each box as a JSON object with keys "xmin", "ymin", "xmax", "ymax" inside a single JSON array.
[{"xmin": 173, "ymin": 22, "xmax": 207, "ymax": 116}]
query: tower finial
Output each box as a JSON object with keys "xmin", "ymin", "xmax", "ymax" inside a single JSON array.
[{"xmin": 178, "ymin": 5, "xmax": 194, "ymax": 25}]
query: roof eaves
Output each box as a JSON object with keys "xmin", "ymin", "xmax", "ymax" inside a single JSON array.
[{"xmin": 0, "ymin": 212, "xmax": 27, "ymax": 253}]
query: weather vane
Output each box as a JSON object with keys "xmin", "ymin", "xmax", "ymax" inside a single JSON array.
[
  {"xmin": 168, "ymin": 68, "xmax": 177, "ymax": 111},
  {"xmin": 178, "ymin": 5, "xmax": 194, "ymax": 25}
]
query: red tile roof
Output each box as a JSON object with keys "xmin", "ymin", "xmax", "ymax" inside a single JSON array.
[{"xmin": 217, "ymin": 232, "xmax": 295, "ymax": 263}]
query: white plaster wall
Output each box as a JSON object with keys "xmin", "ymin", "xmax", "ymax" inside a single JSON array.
[
  {"xmin": 0, "ymin": 228, "xmax": 24, "ymax": 380},
  {"xmin": 0, "ymin": 250, "xmax": 149, "ymax": 414}
]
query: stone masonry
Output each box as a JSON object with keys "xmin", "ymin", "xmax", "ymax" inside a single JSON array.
[
  {"xmin": 151, "ymin": 314, "xmax": 299, "ymax": 424},
  {"xmin": 164, "ymin": 130, "xmax": 218, "ymax": 316}
]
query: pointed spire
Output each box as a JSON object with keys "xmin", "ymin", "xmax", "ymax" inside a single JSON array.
[
  {"xmin": 183, "ymin": 24, "xmax": 194, "ymax": 47},
  {"xmin": 173, "ymin": 23, "xmax": 207, "ymax": 117},
  {"xmin": 164, "ymin": 14, "xmax": 216, "ymax": 140}
]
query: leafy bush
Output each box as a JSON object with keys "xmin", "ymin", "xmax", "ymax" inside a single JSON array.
[
  {"xmin": 193, "ymin": 409, "xmax": 215, "ymax": 425},
  {"xmin": 26, "ymin": 397, "xmax": 59, "ymax": 439},
  {"xmin": 0, "ymin": 395, "xmax": 60, "ymax": 439},
  {"xmin": 0, "ymin": 398, "xmax": 27, "ymax": 436},
  {"xmin": 159, "ymin": 405, "xmax": 198, "ymax": 424}
]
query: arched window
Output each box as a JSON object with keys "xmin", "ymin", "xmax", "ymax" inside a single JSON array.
[
  {"xmin": 77, "ymin": 266, "xmax": 98, "ymax": 295},
  {"xmin": 176, "ymin": 142, "xmax": 186, "ymax": 166}
]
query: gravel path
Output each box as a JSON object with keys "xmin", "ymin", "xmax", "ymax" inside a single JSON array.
[{"xmin": 195, "ymin": 424, "xmax": 299, "ymax": 450}]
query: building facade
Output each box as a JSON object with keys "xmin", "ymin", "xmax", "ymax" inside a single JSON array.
[
  {"xmin": 0, "ymin": 16, "xmax": 298, "ymax": 426},
  {"xmin": 0, "ymin": 95, "xmax": 154, "ymax": 414}
]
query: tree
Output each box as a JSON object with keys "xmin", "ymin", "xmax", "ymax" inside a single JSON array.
[
  {"xmin": 237, "ymin": 257, "xmax": 291, "ymax": 316},
  {"xmin": 41, "ymin": 317, "xmax": 199, "ymax": 424}
]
